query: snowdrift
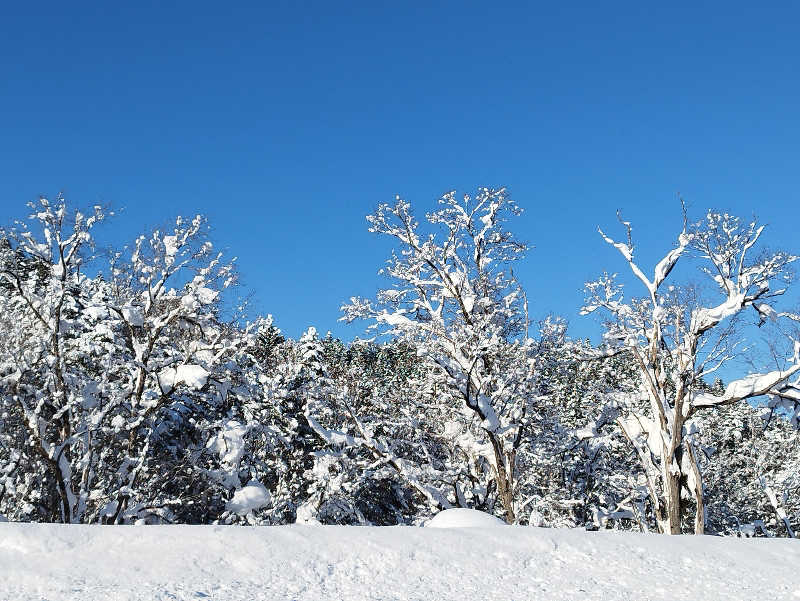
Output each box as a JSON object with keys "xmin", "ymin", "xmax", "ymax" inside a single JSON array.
[{"xmin": 1, "ymin": 520, "xmax": 798, "ymax": 601}]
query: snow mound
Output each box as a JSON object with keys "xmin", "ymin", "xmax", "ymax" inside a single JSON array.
[
  {"xmin": 226, "ymin": 481, "xmax": 270, "ymax": 515},
  {"xmin": 425, "ymin": 508, "xmax": 506, "ymax": 528}
]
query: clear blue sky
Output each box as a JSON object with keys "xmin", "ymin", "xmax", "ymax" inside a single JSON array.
[{"xmin": 1, "ymin": 2, "xmax": 799, "ymax": 343}]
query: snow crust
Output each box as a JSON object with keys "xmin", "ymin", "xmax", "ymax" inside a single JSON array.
[
  {"xmin": 425, "ymin": 508, "xmax": 506, "ymax": 528},
  {"xmin": 2, "ymin": 522, "xmax": 799, "ymax": 601}
]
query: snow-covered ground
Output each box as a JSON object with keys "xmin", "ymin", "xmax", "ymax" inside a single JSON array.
[{"xmin": 2, "ymin": 513, "xmax": 799, "ymax": 601}]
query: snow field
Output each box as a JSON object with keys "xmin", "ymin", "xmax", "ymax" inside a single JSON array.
[{"xmin": 2, "ymin": 520, "xmax": 799, "ymax": 601}]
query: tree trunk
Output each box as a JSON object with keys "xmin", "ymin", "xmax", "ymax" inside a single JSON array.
[
  {"xmin": 489, "ymin": 435, "xmax": 515, "ymax": 524},
  {"xmin": 686, "ymin": 442, "xmax": 705, "ymax": 535},
  {"xmin": 662, "ymin": 459, "xmax": 682, "ymax": 535},
  {"xmin": 44, "ymin": 453, "xmax": 73, "ymax": 523}
]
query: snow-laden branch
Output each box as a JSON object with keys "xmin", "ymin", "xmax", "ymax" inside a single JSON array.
[{"xmin": 691, "ymin": 364, "xmax": 800, "ymax": 409}]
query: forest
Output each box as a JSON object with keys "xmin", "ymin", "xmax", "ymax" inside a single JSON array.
[{"xmin": 1, "ymin": 190, "xmax": 798, "ymax": 537}]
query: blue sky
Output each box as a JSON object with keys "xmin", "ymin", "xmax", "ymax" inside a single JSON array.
[{"xmin": 1, "ymin": 2, "xmax": 798, "ymax": 343}]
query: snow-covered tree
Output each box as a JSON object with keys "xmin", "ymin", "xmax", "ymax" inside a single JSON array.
[
  {"xmin": 210, "ymin": 323, "xmax": 347, "ymax": 526},
  {"xmin": 93, "ymin": 213, "xmax": 241, "ymax": 523},
  {"xmin": 0, "ymin": 197, "xmax": 110, "ymax": 522},
  {"xmin": 582, "ymin": 208, "xmax": 800, "ymax": 534},
  {"xmin": 341, "ymin": 188, "xmax": 542, "ymax": 523},
  {"xmin": 699, "ymin": 400, "xmax": 800, "ymax": 537},
  {"xmin": 0, "ymin": 200, "xmax": 245, "ymax": 524},
  {"xmin": 530, "ymin": 330, "xmax": 646, "ymax": 531}
]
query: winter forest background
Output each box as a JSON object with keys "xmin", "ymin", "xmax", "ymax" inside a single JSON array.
[{"xmin": 1, "ymin": 191, "xmax": 798, "ymax": 537}]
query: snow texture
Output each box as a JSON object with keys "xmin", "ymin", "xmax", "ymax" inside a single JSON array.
[{"xmin": 1, "ymin": 522, "xmax": 799, "ymax": 601}]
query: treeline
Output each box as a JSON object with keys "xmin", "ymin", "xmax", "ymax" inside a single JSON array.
[{"xmin": 0, "ymin": 192, "xmax": 798, "ymax": 536}]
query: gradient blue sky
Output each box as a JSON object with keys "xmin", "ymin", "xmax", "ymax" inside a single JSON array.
[{"xmin": 1, "ymin": 2, "xmax": 798, "ymax": 342}]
